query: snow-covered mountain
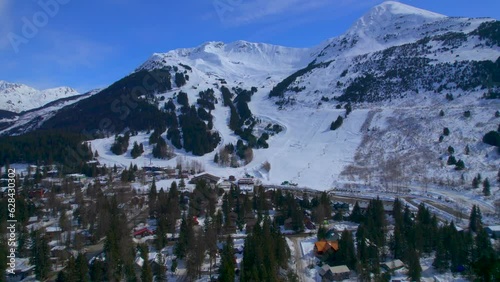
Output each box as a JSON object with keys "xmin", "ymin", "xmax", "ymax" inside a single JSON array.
[
  {"xmin": 0, "ymin": 80, "xmax": 79, "ymax": 113},
  {"xmin": 2, "ymin": 1, "xmax": 499, "ymax": 212},
  {"xmin": 135, "ymin": 39, "xmax": 314, "ymax": 94},
  {"xmin": 0, "ymin": 88, "xmax": 101, "ymax": 136}
]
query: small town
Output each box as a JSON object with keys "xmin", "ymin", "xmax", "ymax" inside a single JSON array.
[{"xmin": 1, "ymin": 159, "xmax": 498, "ymax": 281}]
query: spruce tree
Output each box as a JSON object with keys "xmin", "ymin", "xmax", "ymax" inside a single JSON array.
[
  {"xmin": 219, "ymin": 236, "xmax": 235, "ymax": 282},
  {"xmin": 338, "ymin": 229, "xmax": 357, "ymax": 269},
  {"xmin": 155, "ymin": 253, "xmax": 167, "ymax": 282},
  {"xmin": 170, "ymin": 259, "xmax": 178, "ymax": 274},
  {"xmin": 447, "ymin": 146, "xmax": 455, "ymax": 155},
  {"xmin": 407, "ymin": 249, "xmax": 422, "ymax": 281},
  {"xmin": 432, "ymin": 232, "xmax": 448, "ymax": 273},
  {"xmin": 454, "ymin": 159, "xmax": 465, "ymax": 170},
  {"xmin": 472, "ymin": 229, "xmax": 497, "ymax": 281},
  {"xmin": 75, "ymin": 253, "xmax": 90, "ymax": 282},
  {"xmin": 141, "ymin": 261, "xmax": 153, "ymax": 282},
  {"xmin": 443, "ymin": 127, "xmax": 450, "ymax": 136},
  {"xmin": 468, "ymin": 205, "xmax": 482, "ymax": 233},
  {"xmin": 391, "ymin": 225, "xmax": 405, "ymax": 260},
  {"xmin": 330, "ymin": 116, "xmax": 344, "ymax": 130},
  {"xmin": 30, "ymin": 230, "xmax": 52, "ymax": 280},
  {"xmin": 349, "ymin": 202, "xmax": 363, "ymax": 223},
  {"xmin": 131, "ymin": 141, "xmax": 143, "ymax": 159},
  {"xmin": 175, "ymin": 216, "xmax": 192, "ymax": 259},
  {"xmin": 482, "ymin": 178, "xmax": 491, "ymax": 196},
  {"xmin": 472, "ymin": 176, "xmax": 480, "ymax": 189},
  {"xmin": 447, "ymin": 155, "xmax": 457, "ymax": 165}
]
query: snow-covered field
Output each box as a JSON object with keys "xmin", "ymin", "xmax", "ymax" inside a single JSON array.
[{"xmin": 91, "ymin": 92, "xmax": 368, "ymax": 191}]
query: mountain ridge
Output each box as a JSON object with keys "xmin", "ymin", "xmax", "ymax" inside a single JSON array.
[{"xmin": 0, "ymin": 80, "xmax": 80, "ymax": 113}]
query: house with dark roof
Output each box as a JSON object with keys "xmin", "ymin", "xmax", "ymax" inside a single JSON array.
[
  {"xmin": 190, "ymin": 173, "xmax": 220, "ymax": 187},
  {"xmin": 6, "ymin": 258, "xmax": 34, "ymax": 282},
  {"xmin": 381, "ymin": 259, "xmax": 405, "ymax": 271},
  {"xmin": 485, "ymin": 225, "xmax": 500, "ymax": 238},
  {"xmin": 319, "ymin": 264, "xmax": 350, "ymax": 281}
]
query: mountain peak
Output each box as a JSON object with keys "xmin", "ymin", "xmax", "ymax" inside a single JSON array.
[
  {"xmin": 374, "ymin": 1, "xmax": 445, "ymax": 18},
  {"xmin": 0, "ymin": 80, "xmax": 79, "ymax": 113},
  {"xmin": 349, "ymin": 1, "xmax": 446, "ymax": 33},
  {"xmin": 0, "ymin": 80, "xmax": 26, "ymax": 91}
]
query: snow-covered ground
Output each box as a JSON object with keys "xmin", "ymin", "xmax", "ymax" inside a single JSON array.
[
  {"xmin": 91, "ymin": 92, "xmax": 368, "ymax": 191},
  {"xmin": 0, "ymin": 80, "xmax": 79, "ymax": 113}
]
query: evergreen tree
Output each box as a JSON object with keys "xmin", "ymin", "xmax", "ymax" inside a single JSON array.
[
  {"xmin": 317, "ymin": 225, "xmax": 328, "ymax": 241},
  {"xmin": 30, "ymin": 230, "xmax": 52, "ymax": 280},
  {"xmin": 89, "ymin": 259, "xmax": 106, "ymax": 282},
  {"xmin": 75, "ymin": 253, "xmax": 90, "ymax": 282},
  {"xmin": 175, "ymin": 216, "xmax": 192, "ymax": 259},
  {"xmin": 60, "ymin": 256, "xmax": 77, "ymax": 282},
  {"xmin": 468, "ymin": 205, "xmax": 483, "ymax": 233},
  {"xmin": 472, "ymin": 175, "xmax": 480, "ymax": 189},
  {"xmin": 447, "ymin": 155, "xmax": 457, "ymax": 165},
  {"xmin": 407, "ymin": 249, "xmax": 422, "ymax": 281},
  {"xmin": 152, "ymin": 137, "xmax": 171, "ymax": 159},
  {"xmin": 472, "ymin": 229, "xmax": 497, "ymax": 281},
  {"xmin": 330, "ymin": 116, "xmax": 344, "ymax": 130},
  {"xmin": 483, "ymin": 130, "xmax": 500, "ymax": 147},
  {"xmin": 349, "ymin": 201, "xmax": 363, "ymax": 223},
  {"xmin": 432, "ymin": 232, "xmax": 448, "ymax": 273},
  {"xmin": 155, "ymin": 253, "xmax": 166, "ymax": 282},
  {"xmin": 141, "ymin": 261, "xmax": 153, "ymax": 282},
  {"xmin": 447, "ymin": 146, "xmax": 455, "ymax": 155},
  {"xmin": 454, "ymin": 159, "xmax": 465, "ymax": 170},
  {"xmin": 0, "ymin": 235, "xmax": 9, "ymax": 281},
  {"xmin": 131, "ymin": 141, "xmax": 144, "ymax": 159},
  {"xmin": 229, "ymin": 105, "xmax": 241, "ymax": 131},
  {"xmin": 170, "ymin": 259, "xmax": 178, "ymax": 274},
  {"xmin": 174, "ymin": 72, "xmax": 187, "ymax": 87},
  {"xmin": 337, "ymin": 229, "xmax": 357, "ymax": 269},
  {"xmin": 390, "ymin": 225, "xmax": 405, "ymax": 260},
  {"xmin": 345, "ymin": 103, "xmax": 352, "ymax": 116},
  {"xmin": 443, "ymin": 127, "xmax": 450, "ymax": 136},
  {"xmin": 392, "ymin": 198, "xmax": 403, "ymax": 226},
  {"xmin": 177, "ymin": 91, "xmax": 189, "ymax": 108},
  {"xmin": 483, "ymin": 178, "xmax": 491, "ymax": 196},
  {"xmin": 219, "ymin": 236, "xmax": 236, "ymax": 282},
  {"xmin": 240, "ymin": 216, "xmax": 288, "ymax": 282}
]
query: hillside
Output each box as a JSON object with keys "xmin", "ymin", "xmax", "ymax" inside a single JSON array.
[{"xmin": 1, "ymin": 1, "xmax": 499, "ymax": 211}]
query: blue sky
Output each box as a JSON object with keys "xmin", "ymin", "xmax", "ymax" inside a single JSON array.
[{"xmin": 0, "ymin": 0, "xmax": 499, "ymax": 92}]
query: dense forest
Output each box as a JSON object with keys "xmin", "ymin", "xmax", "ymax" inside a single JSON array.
[{"xmin": 0, "ymin": 130, "xmax": 92, "ymax": 168}]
